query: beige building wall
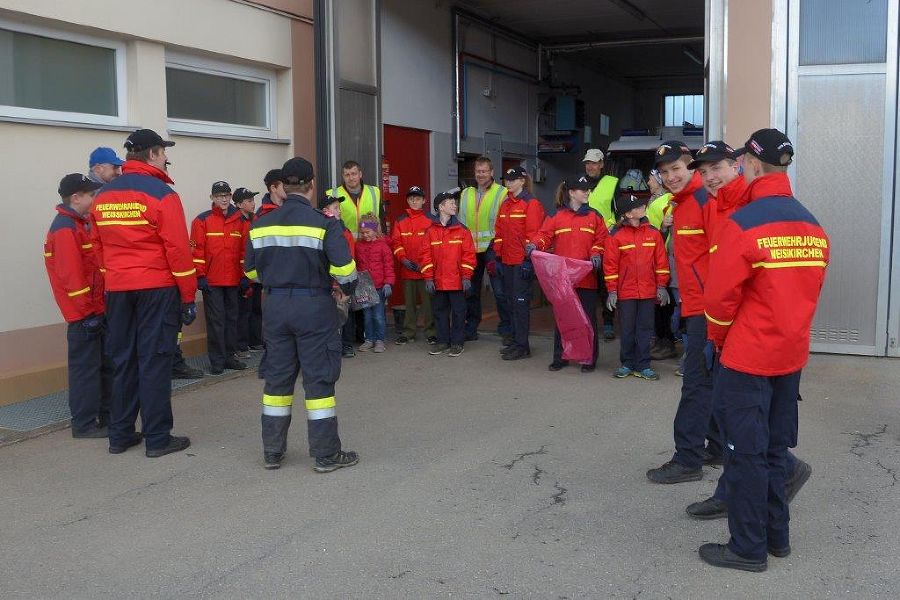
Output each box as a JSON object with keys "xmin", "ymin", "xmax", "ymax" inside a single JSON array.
[
  {"xmin": 722, "ymin": 0, "xmax": 775, "ymax": 146},
  {"xmin": 0, "ymin": 0, "xmax": 313, "ymax": 403}
]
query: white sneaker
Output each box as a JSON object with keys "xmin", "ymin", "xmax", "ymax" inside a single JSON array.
[
  {"xmin": 373, "ymin": 341, "xmax": 385, "ymax": 353},
  {"xmin": 358, "ymin": 340, "xmax": 374, "ymax": 352}
]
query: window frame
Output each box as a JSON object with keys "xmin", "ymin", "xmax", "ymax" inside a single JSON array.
[
  {"xmin": 0, "ymin": 18, "xmax": 128, "ymax": 126},
  {"xmin": 165, "ymin": 51, "xmax": 277, "ymax": 139},
  {"xmin": 662, "ymin": 93, "xmax": 705, "ymax": 128}
]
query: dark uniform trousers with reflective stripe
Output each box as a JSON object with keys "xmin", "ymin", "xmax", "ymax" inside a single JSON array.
[
  {"xmin": 712, "ymin": 365, "xmax": 800, "ymax": 561},
  {"xmin": 66, "ymin": 319, "xmax": 112, "ymax": 433},
  {"xmin": 502, "ymin": 262, "xmax": 533, "ymax": 352},
  {"xmin": 105, "ymin": 286, "xmax": 181, "ymax": 450},
  {"xmin": 261, "ymin": 290, "xmax": 343, "ymax": 458},
  {"xmin": 671, "ymin": 315, "xmax": 720, "ymax": 468}
]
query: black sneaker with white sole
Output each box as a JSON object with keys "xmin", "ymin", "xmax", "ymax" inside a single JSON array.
[
  {"xmin": 448, "ymin": 345, "xmax": 464, "ymax": 357},
  {"xmin": 429, "ymin": 343, "xmax": 450, "ymax": 355}
]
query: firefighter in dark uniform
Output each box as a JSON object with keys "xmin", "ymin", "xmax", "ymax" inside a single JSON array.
[{"xmin": 244, "ymin": 157, "xmax": 360, "ymax": 472}]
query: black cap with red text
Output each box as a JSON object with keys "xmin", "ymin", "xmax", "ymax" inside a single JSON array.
[
  {"xmin": 687, "ymin": 141, "xmax": 736, "ymax": 170},
  {"xmin": 734, "ymin": 128, "xmax": 794, "ymax": 166},
  {"xmin": 653, "ymin": 140, "xmax": 693, "ymax": 167}
]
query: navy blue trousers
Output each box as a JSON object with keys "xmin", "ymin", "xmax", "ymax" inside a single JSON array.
[
  {"xmin": 617, "ymin": 298, "xmax": 655, "ymax": 371},
  {"xmin": 433, "ymin": 290, "xmax": 466, "ymax": 346},
  {"xmin": 237, "ymin": 284, "xmax": 263, "ymax": 350},
  {"xmin": 105, "ymin": 287, "xmax": 180, "ymax": 451},
  {"xmin": 671, "ymin": 315, "xmax": 717, "ymax": 468},
  {"xmin": 502, "ymin": 262, "xmax": 533, "ymax": 352},
  {"xmin": 66, "ymin": 319, "xmax": 112, "ymax": 432},
  {"xmin": 466, "ymin": 248, "xmax": 511, "ymax": 337},
  {"xmin": 714, "ymin": 366, "xmax": 800, "ymax": 560}
]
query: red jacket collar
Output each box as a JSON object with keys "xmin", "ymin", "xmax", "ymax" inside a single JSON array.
[
  {"xmin": 405, "ymin": 208, "xmax": 424, "ymax": 218},
  {"xmin": 714, "ymin": 175, "xmax": 749, "ymax": 214},
  {"xmin": 670, "ymin": 172, "xmax": 703, "ymax": 205},
  {"xmin": 122, "ymin": 160, "xmax": 174, "ymax": 184},
  {"xmin": 747, "ymin": 172, "xmax": 793, "ymax": 201},
  {"xmin": 56, "ymin": 203, "xmax": 88, "ymax": 223},
  {"xmin": 211, "ymin": 203, "xmax": 239, "ymax": 219}
]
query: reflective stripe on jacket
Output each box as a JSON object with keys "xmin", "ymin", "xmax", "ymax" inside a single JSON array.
[
  {"xmin": 671, "ymin": 172, "xmax": 715, "ymax": 317},
  {"xmin": 420, "ymin": 217, "xmax": 476, "ymax": 291},
  {"xmin": 603, "ymin": 220, "xmax": 669, "ymax": 300},
  {"xmin": 705, "ymin": 173, "xmax": 829, "ymax": 376},
  {"xmin": 533, "ymin": 204, "xmax": 608, "ymax": 289},
  {"xmin": 326, "ymin": 184, "xmax": 381, "ymax": 239},
  {"xmin": 390, "ymin": 208, "xmax": 432, "ymax": 280},
  {"xmin": 459, "ymin": 181, "xmax": 507, "ymax": 252},
  {"xmin": 89, "ymin": 160, "xmax": 197, "ymax": 302},
  {"xmin": 190, "ymin": 204, "xmax": 248, "ymax": 286},
  {"xmin": 493, "ymin": 191, "xmax": 546, "ymax": 265},
  {"xmin": 44, "ymin": 204, "xmax": 105, "ymax": 322}
]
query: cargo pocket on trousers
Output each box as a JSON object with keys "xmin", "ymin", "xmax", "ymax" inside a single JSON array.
[
  {"xmin": 157, "ymin": 308, "xmax": 181, "ymax": 356},
  {"xmin": 326, "ymin": 338, "xmax": 343, "ymax": 381},
  {"xmin": 725, "ymin": 398, "xmax": 766, "ymax": 455}
]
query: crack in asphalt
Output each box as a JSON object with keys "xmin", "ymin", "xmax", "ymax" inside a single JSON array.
[
  {"xmin": 844, "ymin": 424, "xmax": 887, "ymax": 457},
  {"xmin": 874, "ymin": 459, "xmax": 898, "ymax": 486},
  {"xmin": 501, "ymin": 445, "xmax": 548, "ymax": 470},
  {"xmin": 531, "ymin": 464, "xmax": 545, "ymax": 485},
  {"xmin": 390, "ymin": 570, "xmax": 411, "ymax": 580}
]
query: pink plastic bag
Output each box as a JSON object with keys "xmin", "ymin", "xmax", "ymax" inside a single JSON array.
[{"xmin": 531, "ymin": 250, "xmax": 595, "ymax": 363}]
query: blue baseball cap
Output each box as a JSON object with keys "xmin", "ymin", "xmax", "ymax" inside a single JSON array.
[{"xmin": 89, "ymin": 147, "xmax": 125, "ymax": 168}]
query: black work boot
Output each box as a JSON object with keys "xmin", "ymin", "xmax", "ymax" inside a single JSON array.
[
  {"xmin": 548, "ymin": 360, "xmax": 569, "ymax": 371},
  {"xmin": 108, "ymin": 432, "xmax": 144, "ymax": 454},
  {"xmin": 502, "ymin": 347, "xmax": 531, "ymax": 361},
  {"xmin": 785, "ymin": 459, "xmax": 812, "ymax": 503},
  {"xmin": 264, "ymin": 453, "xmax": 283, "ymax": 470},
  {"xmin": 646, "ymin": 459, "xmax": 702, "ymax": 484},
  {"xmin": 145, "ymin": 435, "xmax": 191, "ymax": 458},
  {"xmin": 314, "ymin": 450, "xmax": 359, "ymax": 473},
  {"xmin": 699, "ymin": 543, "xmax": 767, "ymax": 572},
  {"xmin": 172, "ymin": 364, "xmax": 204, "ymax": 379},
  {"xmin": 686, "ymin": 497, "xmax": 728, "ymax": 520}
]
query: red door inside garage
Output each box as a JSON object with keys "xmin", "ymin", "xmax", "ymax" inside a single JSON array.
[{"xmin": 382, "ymin": 125, "xmax": 431, "ymax": 309}]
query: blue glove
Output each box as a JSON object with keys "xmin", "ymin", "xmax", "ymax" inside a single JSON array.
[
  {"xmin": 520, "ymin": 260, "xmax": 533, "ymax": 280},
  {"xmin": 657, "ymin": 286, "xmax": 670, "ymax": 306},
  {"xmin": 402, "ymin": 259, "xmax": 419, "ymax": 272},
  {"xmin": 197, "ymin": 276, "xmax": 210, "ymax": 293},
  {"xmin": 703, "ymin": 340, "xmax": 716, "ymax": 371},
  {"xmin": 83, "ymin": 314, "xmax": 105, "ymax": 334},
  {"xmin": 181, "ymin": 302, "xmax": 197, "ymax": 326},
  {"xmin": 425, "ymin": 280, "xmax": 436, "ymax": 295},
  {"xmin": 606, "ymin": 291, "xmax": 618, "ymax": 311},
  {"xmin": 382, "ymin": 284, "xmax": 392, "ymax": 299},
  {"xmin": 590, "ymin": 255, "xmax": 602, "ymax": 270},
  {"xmin": 524, "ymin": 243, "xmax": 536, "ymax": 258},
  {"xmin": 462, "ymin": 278, "xmax": 472, "ymax": 296}
]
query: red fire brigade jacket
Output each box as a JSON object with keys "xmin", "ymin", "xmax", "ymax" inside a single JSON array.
[
  {"xmin": 390, "ymin": 208, "xmax": 433, "ymax": 280},
  {"xmin": 44, "ymin": 204, "xmax": 105, "ymax": 322},
  {"xmin": 190, "ymin": 203, "xmax": 248, "ymax": 286},
  {"xmin": 90, "ymin": 160, "xmax": 197, "ymax": 302},
  {"xmin": 493, "ymin": 191, "xmax": 545, "ymax": 265},
  {"xmin": 420, "ymin": 216, "xmax": 476, "ymax": 291},
  {"xmin": 705, "ymin": 173, "xmax": 830, "ymax": 376},
  {"xmin": 532, "ymin": 204, "xmax": 607, "ymax": 289},
  {"xmin": 603, "ymin": 220, "xmax": 670, "ymax": 300}
]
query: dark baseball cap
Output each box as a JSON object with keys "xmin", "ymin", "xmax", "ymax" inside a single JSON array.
[
  {"xmin": 211, "ymin": 181, "xmax": 232, "ymax": 195},
  {"xmin": 232, "ymin": 187, "xmax": 258, "ymax": 202},
  {"xmin": 612, "ymin": 191, "xmax": 648, "ymax": 219},
  {"xmin": 124, "ymin": 128, "xmax": 175, "ymax": 152},
  {"xmin": 321, "ymin": 195, "xmax": 344, "ymax": 207},
  {"xmin": 687, "ymin": 141, "xmax": 737, "ymax": 170},
  {"xmin": 263, "ymin": 169, "xmax": 283, "ymax": 189},
  {"xmin": 503, "ymin": 165, "xmax": 528, "ymax": 181},
  {"xmin": 734, "ymin": 128, "xmax": 794, "ymax": 166},
  {"xmin": 565, "ymin": 175, "xmax": 594, "ymax": 191},
  {"xmin": 89, "ymin": 147, "xmax": 124, "ymax": 168},
  {"xmin": 433, "ymin": 189, "xmax": 460, "ymax": 211},
  {"xmin": 653, "ymin": 140, "xmax": 693, "ymax": 167},
  {"xmin": 406, "ymin": 185, "xmax": 425, "ymax": 198},
  {"xmin": 58, "ymin": 173, "xmax": 103, "ymax": 198},
  {"xmin": 281, "ymin": 157, "xmax": 314, "ymax": 185}
]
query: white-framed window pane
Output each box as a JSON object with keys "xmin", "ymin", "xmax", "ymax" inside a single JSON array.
[
  {"xmin": 665, "ymin": 96, "xmax": 674, "ymax": 126},
  {"xmin": 663, "ymin": 94, "xmax": 704, "ymax": 127},
  {"xmin": 166, "ymin": 67, "xmax": 267, "ymax": 128},
  {"xmin": 799, "ymin": 0, "xmax": 888, "ymax": 66},
  {"xmin": 0, "ymin": 27, "xmax": 117, "ymax": 116}
]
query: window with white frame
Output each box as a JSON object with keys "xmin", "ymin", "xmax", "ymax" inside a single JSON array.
[
  {"xmin": 0, "ymin": 20, "xmax": 127, "ymax": 125},
  {"xmin": 664, "ymin": 94, "xmax": 704, "ymax": 127},
  {"xmin": 166, "ymin": 52, "xmax": 276, "ymax": 138}
]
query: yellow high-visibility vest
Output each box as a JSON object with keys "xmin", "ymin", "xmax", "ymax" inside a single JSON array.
[
  {"xmin": 588, "ymin": 175, "xmax": 619, "ymax": 228},
  {"xmin": 326, "ymin": 184, "xmax": 382, "ymax": 238},
  {"xmin": 459, "ymin": 181, "xmax": 507, "ymax": 252}
]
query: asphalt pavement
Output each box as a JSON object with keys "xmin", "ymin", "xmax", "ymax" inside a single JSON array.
[{"xmin": 1, "ymin": 334, "xmax": 898, "ymax": 599}]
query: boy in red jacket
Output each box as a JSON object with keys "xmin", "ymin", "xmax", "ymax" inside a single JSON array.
[
  {"xmin": 604, "ymin": 192, "xmax": 670, "ymax": 381},
  {"xmin": 355, "ymin": 213, "xmax": 395, "ymax": 353},
  {"xmin": 390, "ymin": 185, "xmax": 437, "ymax": 345},
  {"xmin": 190, "ymin": 181, "xmax": 250, "ymax": 374},
  {"xmin": 421, "ymin": 190, "xmax": 476, "ymax": 357},
  {"xmin": 45, "ymin": 173, "xmax": 110, "ymax": 438}
]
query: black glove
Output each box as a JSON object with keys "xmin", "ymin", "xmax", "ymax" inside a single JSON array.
[
  {"xmin": 339, "ymin": 279, "xmax": 358, "ymax": 297},
  {"xmin": 83, "ymin": 314, "xmax": 105, "ymax": 334},
  {"xmin": 181, "ymin": 302, "xmax": 197, "ymax": 326},
  {"xmin": 425, "ymin": 280, "xmax": 436, "ymax": 295},
  {"xmin": 239, "ymin": 277, "xmax": 250, "ymax": 293},
  {"xmin": 402, "ymin": 259, "xmax": 419, "ymax": 272},
  {"xmin": 524, "ymin": 243, "xmax": 536, "ymax": 258},
  {"xmin": 462, "ymin": 279, "xmax": 472, "ymax": 297},
  {"xmin": 197, "ymin": 276, "xmax": 210, "ymax": 293},
  {"xmin": 520, "ymin": 260, "xmax": 534, "ymax": 280}
]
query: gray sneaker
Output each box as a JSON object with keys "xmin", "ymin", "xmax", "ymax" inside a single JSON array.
[
  {"xmin": 358, "ymin": 340, "xmax": 374, "ymax": 352},
  {"xmin": 373, "ymin": 341, "xmax": 386, "ymax": 353}
]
